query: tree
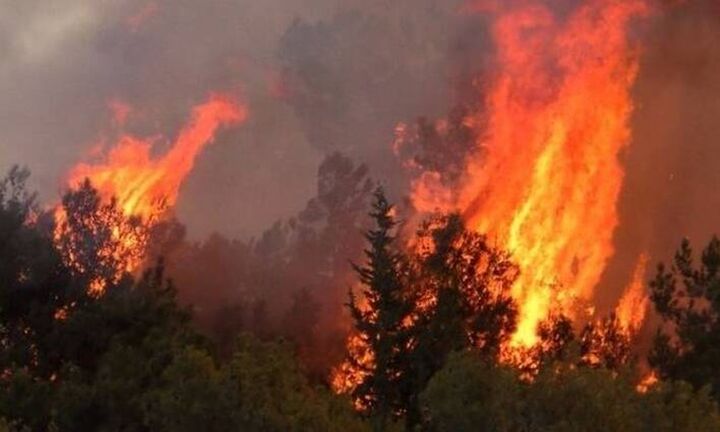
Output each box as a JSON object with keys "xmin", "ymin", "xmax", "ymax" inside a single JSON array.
[
  {"xmin": 283, "ymin": 288, "xmax": 321, "ymax": 348},
  {"xmin": 30, "ymin": 263, "xmax": 201, "ymax": 431},
  {"xmin": 143, "ymin": 336, "xmax": 368, "ymax": 432},
  {"xmin": 0, "ymin": 167, "xmax": 84, "ymax": 380},
  {"xmin": 217, "ymin": 335, "xmax": 369, "ymax": 432},
  {"xmin": 579, "ymin": 313, "xmax": 631, "ymax": 370},
  {"xmin": 140, "ymin": 346, "xmax": 234, "ymax": 432},
  {"xmin": 649, "ymin": 237, "xmax": 720, "ymax": 399},
  {"xmin": 536, "ymin": 312, "xmax": 576, "ymax": 364},
  {"xmin": 405, "ymin": 214, "xmax": 517, "ymax": 427},
  {"xmin": 392, "ymin": 105, "xmax": 476, "ymax": 191},
  {"xmin": 55, "ymin": 179, "xmax": 149, "ymax": 291},
  {"xmin": 211, "ymin": 302, "xmax": 246, "ymax": 357},
  {"xmin": 419, "ymin": 352, "xmax": 522, "ymax": 432},
  {"xmin": 346, "ymin": 188, "xmax": 414, "ymax": 430}
]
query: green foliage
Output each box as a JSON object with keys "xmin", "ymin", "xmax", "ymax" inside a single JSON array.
[
  {"xmin": 141, "ymin": 346, "xmax": 231, "ymax": 431},
  {"xmin": 0, "ymin": 418, "xmax": 30, "ymax": 432},
  {"xmin": 525, "ymin": 364, "xmax": 643, "ymax": 431},
  {"xmin": 421, "ymin": 352, "xmax": 720, "ymax": 432},
  {"xmin": 649, "ymin": 237, "xmax": 720, "ymax": 398},
  {"xmin": 223, "ymin": 335, "xmax": 368, "ymax": 431},
  {"xmin": 420, "ymin": 353, "xmax": 522, "ymax": 432},
  {"xmin": 0, "ymin": 368, "xmax": 52, "ymax": 431},
  {"xmin": 642, "ymin": 381, "xmax": 720, "ymax": 431},
  {"xmin": 4, "ymin": 262, "xmax": 201, "ymax": 431},
  {"xmin": 143, "ymin": 335, "xmax": 369, "ymax": 432}
]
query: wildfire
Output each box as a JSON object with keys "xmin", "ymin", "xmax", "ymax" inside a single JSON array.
[
  {"xmin": 411, "ymin": 0, "xmax": 651, "ymax": 348},
  {"xmin": 55, "ymin": 94, "xmax": 248, "ymax": 287},
  {"xmin": 616, "ymin": 253, "xmax": 650, "ymax": 333},
  {"xmin": 65, "ymin": 95, "xmax": 247, "ymax": 220},
  {"xmin": 331, "ymin": 333, "xmax": 373, "ymax": 406},
  {"xmin": 636, "ymin": 370, "xmax": 659, "ymax": 393}
]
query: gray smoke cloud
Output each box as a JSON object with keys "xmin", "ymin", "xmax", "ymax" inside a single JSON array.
[
  {"xmin": 0, "ymin": 0, "xmax": 328, "ymax": 238},
  {"xmin": 3, "ymin": 0, "xmax": 719, "ymax": 318},
  {"xmin": 0, "ymin": 0, "xmax": 480, "ymax": 240}
]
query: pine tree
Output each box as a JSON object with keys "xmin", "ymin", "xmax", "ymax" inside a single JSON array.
[
  {"xmin": 649, "ymin": 237, "xmax": 720, "ymax": 399},
  {"xmin": 346, "ymin": 188, "xmax": 413, "ymax": 431}
]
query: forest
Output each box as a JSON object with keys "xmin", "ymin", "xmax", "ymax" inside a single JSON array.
[
  {"xmin": 2, "ymin": 163, "xmax": 720, "ymax": 432},
  {"xmin": 3, "ymin": 0, "xmax": 720, "ymax": 430}
]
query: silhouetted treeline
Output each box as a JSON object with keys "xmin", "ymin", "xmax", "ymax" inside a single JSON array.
[
  {"xmin": 2, "ymin": 166, "xmax": 720, "ymax": 431},
  {"xmin": 0, "ymin": 166, "xmax": 366, "ymax": 431}
]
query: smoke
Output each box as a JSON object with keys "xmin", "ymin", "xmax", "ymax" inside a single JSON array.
[
  {"xmin": 4, "ymin": 0, "xmax": 720, "ymax": 364},
  {"xmin": 0, "ymin": 0, "xmax": 326, "ymax": 238},
  {"xmin": 597, "ymin": 0, "xmax": 720, "ymax": 313},
  {"xmin": 0, "ymin": 0, "xmax": 495, "ymax": 378},
  {"xmin": 273, "ymin": 0, "xmax": 497, "ymax": 212},
  {"xmin": 152, "ymin": 151, "xmax": 374, "ymax": 376},
  {"xmin": 0, "ymin": 0, "xmax": 490, "ymax": 240}
]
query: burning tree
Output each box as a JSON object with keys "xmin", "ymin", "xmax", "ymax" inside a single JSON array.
[
  {"xmin": 404, "ymin": 214, "xmax": 518, "ymax": 426},
  {"xmin": 532, "ymin": 312, "xmax": 576, "ymax": 369},
  {"xmin": 411, "ymin": 214, "xmax": 519, "ymax": 357},
  {"xmin": 336, "ymin": 193, "xmax": 520, "ymax": 428},
  {"xmin": 50, "ymin": 94, "xmax": 248, "ymax": 298},
  {"xmin": 55, "ymin": 179, "xmax": 149, "ymax": 294},
  {"xmin": 579, "ymin": 313, "xmax": 631, "ymax": 370},
  {"xmin": 402, "ymin": 0, "xmax": 652, "ymax": 351},
  {"xmin": 344, "ymin": 188, "xmax": 414, "ymax": 429}
]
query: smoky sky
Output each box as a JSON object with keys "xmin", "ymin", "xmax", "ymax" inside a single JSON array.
[
  {"xmin": 0, "ymin": 0, "xmax": 475, "ymax": 239},
  {"xmin": 596, "ymin": 0, "xmax": 720, "ymax": 312},
  {"xmin": 2, "ymin": 0, "xmax": 720, "ymax": 304}
]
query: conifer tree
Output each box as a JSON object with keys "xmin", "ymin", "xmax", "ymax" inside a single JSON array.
[
  {"xmin": 347, "ymin": 188, "xmax": 413, "ymax": 431},
  {"xmin": 649, "ymin": 237, "xmax": 720, "ymax": 399}
]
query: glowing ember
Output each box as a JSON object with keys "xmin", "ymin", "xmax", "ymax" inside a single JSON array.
[
  {"xmin": 411, "ymin": 0, "xmax": 650, "ymax": 348},
  {"xmin": 636, "ymin": 370, "xmax": 659, "ymax": 393}
]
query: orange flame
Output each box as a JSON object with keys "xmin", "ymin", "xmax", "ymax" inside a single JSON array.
[
  {"xmin": 616, "ymin": 253, "xmax": 650, "ymax": 333},
  {"xmin": 331, "ymin": 333, "xmax": 373, "ymax": 406},
  {"xmin": 56, "ymin": 94, "xmax": 247, "ymax": 285},
  {"xmin": 65, "ymin": 94, "xmax": 247, "ymax": 221},
  {"xmin": 636, "ymin": 370, "xmax": 658, "ymax": 393},
  {"xmin": 412, "ymin": 0, "xmax": 650, "ymax": 348}
]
